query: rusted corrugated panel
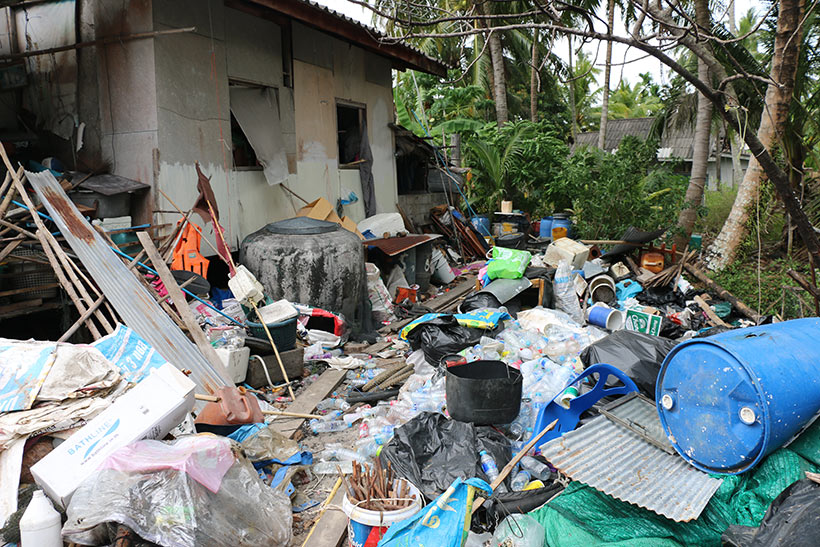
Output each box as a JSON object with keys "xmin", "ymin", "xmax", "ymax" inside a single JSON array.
[
  {"xmin": 26, "ymin": 170, "xmax": 231, "ymax": 393},
  {"xmin": 540, "ymin": 415, "xmax": 722, "ymax": 522},
  {"xmin": 364, "ymin": 234, "xmax": 439, "ymax": 256}
]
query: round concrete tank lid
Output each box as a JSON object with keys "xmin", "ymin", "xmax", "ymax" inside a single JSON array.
[{"xmin": 264, "ymin": 217, "xmax": 340, "ymax": 235}]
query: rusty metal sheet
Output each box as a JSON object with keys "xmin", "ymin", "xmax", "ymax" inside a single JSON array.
[
  {"xmin": 364, "ymin": 234, "xmax": 440, "ymax": 256},
  {"xmin": 25, "ymin": 170, "xmax": 230, "ymax": 393},
  {"xmin": 540, "ymin": 415, "xmax": 722, "ymax": 522}
]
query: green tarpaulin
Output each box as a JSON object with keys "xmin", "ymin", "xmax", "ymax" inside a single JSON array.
[{"xmin": 529, "ymin": 420, "xmax": 820, "ymax": 546}]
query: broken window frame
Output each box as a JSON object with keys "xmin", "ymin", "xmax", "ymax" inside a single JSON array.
[
  {"xmin": 336, "ymin": 100, "xmax": 367, "ymax": 169},
  {"xmin": 228, "ymin": 79, "xmax": 281, "ymax": 172}
]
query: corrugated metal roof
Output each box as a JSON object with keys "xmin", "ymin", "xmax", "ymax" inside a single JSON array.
[
  {"xmin": 540, "ymin": 415, "xmax": 722, "ymax": 522},
  {"xmin": 25, "ymin": 170, "xmax": 231, "ymax": 394}
]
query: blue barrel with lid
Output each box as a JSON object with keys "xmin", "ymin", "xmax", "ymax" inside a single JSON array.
[{"xmin": 657, "ymin": 318, "xmax": 820, "ymax": 474}]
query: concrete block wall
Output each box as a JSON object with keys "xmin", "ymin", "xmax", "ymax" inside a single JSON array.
[{"xmin": 397, "ymin": 192, "xmax": 448, "ymax": 228}]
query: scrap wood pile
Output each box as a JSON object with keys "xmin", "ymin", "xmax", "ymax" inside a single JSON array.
[{"xmin": 340, "ymin": 460, "xmax": 416, "ymax": 511}]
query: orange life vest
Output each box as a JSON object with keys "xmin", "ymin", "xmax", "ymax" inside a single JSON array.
[{"xmin": 171, "ymin": 221, "xmax": 209, "ymax": 277}]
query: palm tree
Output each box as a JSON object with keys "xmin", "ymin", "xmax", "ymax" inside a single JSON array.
[
  {"xmin": 674, "ymin": 0, "xmax": 713, "ymax": 247},
  {"xmin": 706, "ymin": 0, "xmax": 806, "ymax": 270},
  {"xmin": 465, "ymin": 123, "xmax": 536, "ymax": 207},
  {"xmin": 598, "ymin": 0, "xmax": 616, "ymax": 149}
]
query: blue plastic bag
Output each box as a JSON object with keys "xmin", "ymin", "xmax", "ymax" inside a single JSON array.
[{"xmin": 377, "ymin": 477, "xmax": 492, "ymax": 547}]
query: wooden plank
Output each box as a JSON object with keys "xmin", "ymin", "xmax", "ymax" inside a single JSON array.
[
  {"xmin": 303, "ymin": 486, "xmax": 347, "ymax": 547},
  {"xmin": 0, "ymin": 281, "xmax": 59, "ymax": 298},
  {"xmin": 694, "ymin": 295, "xmax": 731, "ymax": 328},
  {"xmin": 0, "ymin": 301, "xmax": 60, "ymax": 321},
  {"xmin": 268, "ymin": 368, "xmax": 346, "ymax": 438},
  {"xmin": 381, "ymin": 275, "xmax": 476, "ymax": 333},
  {"xmin": 685, "ymin": 263, "xmax": 762, "ymax": 323},
  {"xmin": 137, "ymin": 231, "xmax": 227, "ymax": 378}
]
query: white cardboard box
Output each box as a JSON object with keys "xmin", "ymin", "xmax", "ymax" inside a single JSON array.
[
  {"xmin": 544, "ymin": 238, "xmax": 590, "ymax": 270},
  {"xmin": 31, "ymin": 363, "xmax": 195, "ymax": 508}
]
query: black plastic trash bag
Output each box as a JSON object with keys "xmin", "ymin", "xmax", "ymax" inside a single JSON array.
[
  {"xmin": 721, "ymin": 478, "xmax": 820, "ymax": 547},
  {"xmin": 580, "ymin": 330, "xmax": 677, "ymax": 399},
  {"xmin": 405, "ymin": 315, "xmax": 489, "ymax": 367},
  {"xmin": 460, "ymin": 292, "xmax": 502, "ymax": 314},
  {"xmin": 380, "ymin": 412, "xmax": 511, "ymax": 500},
  {"xmin": 473, "ymin": 482, "xmax": 564, "ymax": 531}
]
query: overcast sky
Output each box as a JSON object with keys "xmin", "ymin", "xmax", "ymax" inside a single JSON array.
[{"xmin": 317, "ymin": 0, "xmax": 764, "ymax": 90}]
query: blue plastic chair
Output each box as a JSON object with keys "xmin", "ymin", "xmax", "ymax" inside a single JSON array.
[{"xmin": 532, "ymin": 364, "xmax": 638, "ymax": 454}]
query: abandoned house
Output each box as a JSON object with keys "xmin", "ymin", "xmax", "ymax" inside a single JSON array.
[{"xmin": 0, "ymin": 0, "xmax": 448, "ymax": 252}]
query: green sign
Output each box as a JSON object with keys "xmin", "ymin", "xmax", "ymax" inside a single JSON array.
[{"xmin": 625, "ymin": 309, "xmax": 662, "ymax": 336}]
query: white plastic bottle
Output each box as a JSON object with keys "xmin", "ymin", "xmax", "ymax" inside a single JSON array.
[{"xmin": 19, "ymin": 490, "xmax": 62, "ymax": 547}]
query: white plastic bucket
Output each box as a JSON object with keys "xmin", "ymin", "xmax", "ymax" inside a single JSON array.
[
  {"xmin": 342, "ymin": 480, "xmax": 422, "ymax": 547},
  {"xmin": 589, "ymin": 275, "xmax": 616, "ymax": 303},
  {"xmin": 430, "ymin": 249, "xmax": 455, "ymax": 284}
]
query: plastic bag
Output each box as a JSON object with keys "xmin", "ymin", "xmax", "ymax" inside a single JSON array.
[
  {"xmin": 405, "ymin": 316, "xmax": 489, "ymax": 367},
  {"xmin": 580, "ymin": 330, "xmax": 677, "ymax": 398},
  {"xmin": 487, "ymin": 247, "xmax": 532, "ymax": 280},
  {"xmin": 721, "ymin": 478, "xmax": 820, "ymax": 547},
  {"xmin": 492, "ymin": 514, "xmax": 546, "ymax": 547},
  {"xmin": 62, "ymin": 435, "xmax": 292, "ymax": 546},
  {"xmin": 377, "ymin": 477, "xmax": 492, "ymax": 547},
  {"xmin": 366, "ymin": 262, "xmax": 397, "ymax": 323},
  {"xmin": 380, "ymin": 412, "xmax": 511, "ymax": 500},
  {"xmin": 554, "ymin": 261, "xmax": 583, "ymax": 324}
]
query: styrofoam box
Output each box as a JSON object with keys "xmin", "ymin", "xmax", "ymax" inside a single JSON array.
[
  {"xmin": 31, "ymin": 364, "xmax": 195, "ymax": 508},
  {"xmin": 215, "ymin": 346, "xmax": 250, "ymax": 384},
  {"xmin": 544, "ymin": 238, "xmax": 590, "ymax": 270}
]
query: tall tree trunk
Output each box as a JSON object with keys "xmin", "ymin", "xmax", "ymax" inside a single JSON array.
[
  {"xmin": 568, "ymin": 35, "xmax": 578, "ymax": 139},
  {"xmin": 705, "ymin": 0, "xmax": 805, "ymax": 270},
  {"xmin": 488, "ymin": 30, "xmax": 509, "ymax": 125},
  {"xmin": 597, "ymin": 0, "xmax": 615, "ymax": 149},
  {"xmin": 530, "ymin": 30, "xmax": 538, "ymax": 122},
  {"xmin": 727, "ymin": 0, "xmax": 744, "ymax": 188},
  {"xmin": 675, "ymin": 10, "xmax": 713, "ymax": 248}
]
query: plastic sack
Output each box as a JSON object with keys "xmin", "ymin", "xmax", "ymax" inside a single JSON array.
[
  {"xmin": 380, "ymin": 412, "xmax": 511, "ymax": 500},
  {"xmin": 492, "ymin": 514, "xmax": 546, "ymax": 547},
  {"xmin": 377, "ymin": 477, "xmax": 492, "ymax": 547},
  {"xmin": 62, "ymin": 435, "xmax": 292, "ymax": 546},
  {"xmin": 554, "ymin": 261, "xmax": 583, "ymax": 324},
  {"xmin": 401, "ymin": 310, "xmax": 510, "ymax": 341},
  {"xmin": 722, "ymin": 478, "xmax": 820, "ymax": 547},
  {"xmin": 580, "ymin": 330, "xmax": 677, "ymax": 399},
  {"xmin": 366, "ymin": 263, "xmax": 397, "ymax": 323},
  {"xmin": 405, "ymin": 316, "xmax": 489, "ymax": 367},
  {"xmin": 486, "ymin": 247, "xmax": 532, "ymax": 280}
]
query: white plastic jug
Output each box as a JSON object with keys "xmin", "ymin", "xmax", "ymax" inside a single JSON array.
[{"xmin": 19, "ymin": 490, "xmax": 62, "ymax": 547}]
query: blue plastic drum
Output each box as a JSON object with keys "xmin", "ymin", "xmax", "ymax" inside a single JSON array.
[{"xmin": 657, "ymin": 318, "xmax": 820, "ymax": 474}]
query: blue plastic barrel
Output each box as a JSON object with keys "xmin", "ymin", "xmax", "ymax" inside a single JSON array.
[
  {"xmin": 539, "ymin": 216, "xmax": 553, "ymax": 238},
  {"xmin": 657, "ymin": 318, "xmax": 820, "ymax": 475},
  {"xmin": 471, "ymin": 215, "xmax": 491, "ymax": 237},
  {"xmin": 551, "ymin": 213, "xmax": 572, "ymax": 240}
]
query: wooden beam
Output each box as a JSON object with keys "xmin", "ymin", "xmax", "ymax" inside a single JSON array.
[
  {"xmin": 268, "ymin": 368, "xmax": 346, "ymax": 438},
  {"xmin": 694, "ymin": 295, "xmax": 731, "ymax": 328},
  {"xmin": 685, "ymin": 263, "xmax": 762, "ymax": 323},
  {"xmin": 0, "ymin": 27, "xmax": 196, "ymax": 62},
  {"xmin": 137, "ymin": 231, "xmax": 228, "ymax": 378}
]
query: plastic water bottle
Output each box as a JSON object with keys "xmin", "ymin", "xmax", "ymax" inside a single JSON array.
[
  {"xmin": 372, "ymin": 425, "xmax": 395, "ymax": 444},
  {"xmin": 319, "ymin": 447, "xmax": 361, "ymax": 462},
  {"xmin": 511, "ymin": 469, "xmax": 531, "ymax": 491},
  {"xmin": 310, "ymin": 419, "xmax": 350, "ymax": 434},
  {"xmin": 313, "ymin": 460, "xmax": 353, "ymax": 474},
  {"xmin": 19, "ymin": 490, "xmax": 61, "ymax": 547},
  {"xmin": 509, "ymin": 400, "xmax": 533, "ymax": 438},
  {"xmin": 520, "ymin": 456, "xmax": 552, "ymax": 481},
  {"xmin": 317, "ymin": 398, "xmax": 350, "ymax": 411},
  {"xmin": 479, "ymin": 450, "xmax": 508, "ymax": 493},
  {"xmin": 319, "ymin": 410, "xmax": 344, "ymax": 421}
]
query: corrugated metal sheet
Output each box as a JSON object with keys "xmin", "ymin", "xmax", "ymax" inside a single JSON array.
[
  {"xmin": 540, "ymin": 415, "xmax": 722, "ymax": 522},
  {"xmin": 26, "ymin": 170, "xmax": 231, "ymax": 393},
  {"xmin": 365, "ymin": 234, "xmax": 440, "ymax": 256},
  {"xmin": 600, "ymin": 393, "xmax": 674, "ymax": 454}
]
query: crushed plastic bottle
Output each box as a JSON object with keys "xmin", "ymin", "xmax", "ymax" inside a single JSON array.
[
  {"xmin": 318, "ymin": 447, "xmax": 361, "ymax": 462},
  {"xmin": 316, "ymin": 398, "xmax": 351, "ymax": 411},
  {"xmin": 511, "ymin": 469, "xmax": 531, "ymax": 491},
  {"xmin": 519, "ymin": 456, "xmax": 552, "ymax": 481},
  {"xmin": 479, "ymin": 450, "xmax": 508, "ymax": 493},
  {"xmin": 310, "ymin": 419, "xmax": 350, "ymax": 434},
  {"xmin": 313, "ymin": 460, "xmax": 353, "ymax": 474}
]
